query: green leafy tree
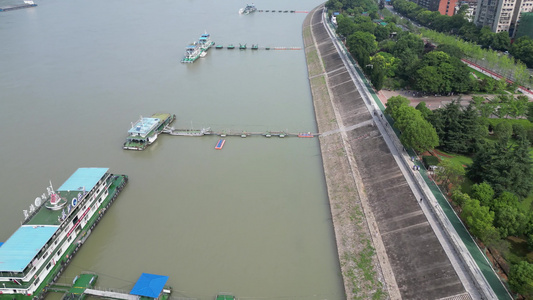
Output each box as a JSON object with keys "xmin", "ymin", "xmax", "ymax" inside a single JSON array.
[
  {"xmin": 467, "ymin": 139, "xmax": 533, "ymax": 198},
  {"xmin": 461, "ymin": 197, "xmax": 497, "ymax": 242},
  {"xmin": 492, "ymin": 31, "xmax": 511, "ymax": 51},
  {"xmin": 385, "ymin": 95, "xmax": 410, "ymax": 118},
  {"xmin": 347, "ymin": 31, "xmax": 378, "ymax": 65},
  {"xmin": 493, "ymin": 122, "xmax": 513, "ymax": 140},
  {"xmin": 399, "ymin": 115, "xmax": 439, "ymax": 152},
  {"xmin": 470, "ymin": 182, "xmax": 495, "ymax": 207},
  {"xmin": 434, "ymin": 159, "xmax": 465, "ymax": 193},
  {"xmin": 494, "ymin": 205, "xmax": 527, "ymax": 237},
  {"xmin": 437, "ymin": 44, "xmax": 464, "ymax": 58},
  {"xmin": 415, "ymin": 101, "xmax": 432, "ymax": 120},
  {"xmin": 509, "ymin": 261, "xmax": 533, "ymax": 298},
  {"xmin": 510, "ymin": 36, "xmax": 533, "ymax": 68},
  {"xmin": 452, "ymin": 190, "xmax": 471, "ymax": 206},
  {"xmin": 374, "ymin": 25, "xmax": 390, "ymax": 42}
]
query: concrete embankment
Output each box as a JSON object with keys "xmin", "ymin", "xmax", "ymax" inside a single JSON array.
[{"xmin": 303, "ymin": 5, "xmax": 470, "ymax": 300}]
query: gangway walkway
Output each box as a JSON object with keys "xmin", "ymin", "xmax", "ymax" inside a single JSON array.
[{"xmin": 84, "ymin": 288, "xmax": 139, "ymax": 300}]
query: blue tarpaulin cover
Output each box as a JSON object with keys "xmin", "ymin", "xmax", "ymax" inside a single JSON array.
[{"xmin": 130, "ymin": 273, "xmax": 169, "ymax": 298}]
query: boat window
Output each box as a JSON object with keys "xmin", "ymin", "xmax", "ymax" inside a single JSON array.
[
  {"xmin": 45, "ymin": 262, "xmax": 51, "ymax": 270},
  {"xmin": 56, "ymin": 248, "xmax": 62, "ymax": 257}
]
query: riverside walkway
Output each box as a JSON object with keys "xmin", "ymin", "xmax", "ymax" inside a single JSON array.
[
  {"xmin": 307, "ymin": 4, "xmax": 513, "ymax": 300},
  {"xmin": 303, "ymin": 4, "xmax": 514, "ymax": 300}
]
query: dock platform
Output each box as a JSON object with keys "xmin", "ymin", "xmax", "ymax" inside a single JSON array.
[
  {"xmin": 215, "ymin": 139, "xmax": 226, "ymax": 150},
  {"xmin": 84, "ymin": 289, "xmax": 139, "ymax": 300}
]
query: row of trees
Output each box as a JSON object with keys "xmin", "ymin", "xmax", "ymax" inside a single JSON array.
[
  {"xmin": 337, "ymin": 12, "xmax": 477, "ymax": 93},
  {"xmin": 422, "ymin": 29, "xmax": 532, "ymax": 87},
  {"xmin": 391, "ymin": 0, "xmax": 533, "ymax": 69}
]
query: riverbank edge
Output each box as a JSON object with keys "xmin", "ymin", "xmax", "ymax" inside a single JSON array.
[{"xmin": 302, "ymin": 5, "xmax": 389, "ymax": 300}]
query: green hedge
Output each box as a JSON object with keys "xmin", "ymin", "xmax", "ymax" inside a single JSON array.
[
  {"xmin": 484, "ymin": 118, "xmax": 533, "ymax": 131},
  {"xmin": 423, "ymin": 155, "xmax": 440, "ymax": 168}
]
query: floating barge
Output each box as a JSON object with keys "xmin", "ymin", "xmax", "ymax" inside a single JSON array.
[
  {"xmin": 215, "ymin": 139, "xmax": 226, "ymax": 150},
  {"xmin": 0, "ymin": 1, "xmax": 37, "ymax": 12},
  {"xmin": 216, "ymin": 293, "xmax": 236, "ymax": 300},
  {"xmin": 123, "ymin": 113, "xmax": 176, "ymax": 150},
  {"xmin": 0, "ymin": 168, "xmax": 128, "ymax": 300}
]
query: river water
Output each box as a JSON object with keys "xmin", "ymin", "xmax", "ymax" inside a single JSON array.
[{"xmin": 0, "ymin": 0, "xmax": 345, "ymax": 299}]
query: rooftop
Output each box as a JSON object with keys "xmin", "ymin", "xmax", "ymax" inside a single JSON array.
[
  {"xmin": 58, "ymin": 168, "xmax": 109, "ymax": 192},
  {"xmin": 0, "ymin": 225, "xmax": 59, "ymax": 272},
  {"xmin": 130, "ymin": 273, "xmax": 169, "ymax": 299},
  {"xmin": 128, "ymin": 118, "xmax": 161, "ymax": 137}
]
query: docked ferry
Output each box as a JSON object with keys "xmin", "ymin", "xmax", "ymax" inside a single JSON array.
[
  {"xmin": 198, "ymin": 32, "xmax": 214, "ymax": 51},
  {"xmin": 181, "ymin": 42, "xmax": 203, "ymax": 63},
  {"xmin": 0, "ymin": 168, "xmax": 128, "ymax": 300},
  {"xmin": 123, "ymin": 113, "xmax": 176, "ymax": 150}
]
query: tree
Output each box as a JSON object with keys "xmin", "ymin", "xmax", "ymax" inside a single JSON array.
[
  {"xmin": 509, "ymin": 261, "xmax": 533, "ymax": 298},
  {"xmin": 437, "ymin": 44, "xmax": 464, "ymax": 58},
  {"xmin": 470, "ymin": 182, "xmax": 495, "ymax": 207},
  {"xmin": 385, "ymin": 95, "xmax": 410, "ymax": 118},
  {"xmin": 461, "ymin": 197, "xmax": 497, "ymax": 242},
  {"xmin": 494, "ymin": 205, "xmax": 527, "ymax": 237},
  {"xmin": 347, "ymin": 31, "xmax": 378, "ymax": 65},
  {"xmin": 510, "ymin": 36, "xmax": 533, "ymax": 68},
  {"xmin": 385, "ymin": 96, "xmax": 439, "ymax": 152},
  {"xmin": 434, "ymin": 159, "xmax": 465, "ymax": 193},
  {"xmin": 492, "ymin": 31, "xmax": 511, "ymax": 51},
  {"xmin": 415, "ymin": 101, "xmax": 432, "ymax": 120},
  {"xmin": 392, "ymin": 33, "xmax": 424, "ymax": 57},
  {"xmin": 467, "ymin": 139, "xmax": 533, "ymax": 198},
  {"xmin": 493, "ymin": 122, "xmax": 513, "ymax": 140},
  {"xmin": 399, "ymin": 115, "xmax": 439, "ymax": 152},
  {"xmin": 374, "ymin": 25, "xmax": 390, "ymax": 42},
  {"xmin": 451, "ymin": 190, "xmax": 470, "ymax": 206}
]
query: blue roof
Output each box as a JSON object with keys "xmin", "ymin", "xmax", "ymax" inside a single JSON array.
[
  {"xmin": 0, "ymin": 242, "xmax": 3, "ymax": 247},
  {"xmin": 58, "ymin": 168, "xmax": 109, "ymax": 192},
  {"xmin": 130, "ymin": 273, "xmax": 169, "ymax": 298},
  {"xmin": 0, "ymin": 225, "xmax": 59, "ymax": 272}
]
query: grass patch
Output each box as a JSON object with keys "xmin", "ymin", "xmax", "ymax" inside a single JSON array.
[
  {"xmin": 436, "ymin": 149, "xmax": 473, "ymax": 167},
  {"xmin": 468, "ymin": 67, "xmax": 493, "ymax": 81},
  {"xmin": 506, "ymin": 236, "xmax": 533, "ymax": 264}
]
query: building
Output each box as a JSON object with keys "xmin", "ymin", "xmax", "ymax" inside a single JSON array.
[
  {"xmin": 457, "ymin": 0, "xmax": 478, "ymax": 21},
  {"xmin": 475, "ymin": 0, "xmax": 533, "ymax": 34},
  {"xmin": 414, "ymin": 0, "xmax": 458, "ymax": 16}
]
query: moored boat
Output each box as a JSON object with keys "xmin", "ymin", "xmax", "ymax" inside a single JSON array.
[
  {"xmin": 124, "ymin": 113, "xmax": 176, "ymax": 150},
  {"xmin": 239, "ymin": 3, "xmax": 256, "ymax": 14},
  {"xmin": 199, "ymin": 32, "xmax": 215, "ymax": 51},
  {"xmin": 0, "ymin": 168, "xmax": 128, "ymax": 300},
  {"xmin": 181, "ymin": 42, "xmax": 203, "ymax": 63}
]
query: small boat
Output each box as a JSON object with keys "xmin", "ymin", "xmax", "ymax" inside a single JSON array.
[
  {"xmin": 251, "ymin": 44, "xmax": 258, "ymax": 50},
  {"xmin": 215, "ymin": 139, "xmax": 226, "ymax": 150},
  {"xmin": 298, "ymin": 132, "xmax": 314, "ymax": 138},
  {"xmin": 215, "ymin": 45, "xmax": 223, "ymax": 49},
  {"xmin": 227, "ymin": 44, "xmax": 235, "ymax": 49},
  {"xmin": 239, "ymin": 3, "xmax": 256, "ymax": 14},
  {"xmin": 239, "ymin": 43, "xmax": 246, "ymax": 50}
]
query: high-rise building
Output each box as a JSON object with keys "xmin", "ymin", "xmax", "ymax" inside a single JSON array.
[{"xmin": 475, "ymin": 0, "xmax": 533, "ymax": 34}]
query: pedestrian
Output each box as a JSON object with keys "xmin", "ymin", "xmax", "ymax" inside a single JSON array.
[{"xmin": 420, "ymin": 198, "xmax": 423, "ymax": 202}]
